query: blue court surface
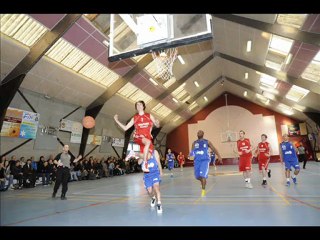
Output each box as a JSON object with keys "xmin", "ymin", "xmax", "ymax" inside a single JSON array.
[{"xmin": 1, "ymin": 162, "xmax": 320, "ymax": 226}]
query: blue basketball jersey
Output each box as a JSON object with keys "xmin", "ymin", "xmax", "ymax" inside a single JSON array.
[
  {"xmin": 166, "ymin": 153, "xmax": 174, "ymax": 162},
  {"xmin": 147, "ymin": 152, "xmax": 160, "ymax": 174},
  {"xmin": 210, "ymin": 152, "xmax": 216, "ymax": 162},
  {"xmin": 193, "ymin": 139, "xmax": 209, "ymax": 161},
  {"xmin": 280, "ymin": 141, "xmax": 298, "ymax": 162}
]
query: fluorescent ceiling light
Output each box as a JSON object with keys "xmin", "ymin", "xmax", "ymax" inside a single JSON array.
[
  {"xmin": 243, "ymin": 91, "xmax": 247, "ymax": 97},
  {"xmin": 245, "ymin": 72, "xmax": 248, "ymax": 79},
  {"xmin": 152, "ymin": 103, "xmax": 172, "ymax": 118},
  {"xmin": 172, "ymin": 98, "xmax": 179, "ymax": 103},
  {"xmin": 173, "ymin": 115, "xmax": 181, "ymax": 122},
  {"xmin": 265, "ymin": 60, "xmax": 282, "ymax": 71},
  {"xmin": 194, "ymin": 81, "xmax": 199, "ymax": 87},
  {"xmin": 277, "ymin": 14, "xmax": 308, "ymax": 29},
  {"xmin": 285, "ymin": 85, "xmax": 310, "ymax": 102},
  {"xmin": 103, "ymin": 40, "xmax": 109, "ymax": 47},
  {"xmin": 246, "ymin": 40, "xmax": 252, "ymax": 52},
  {"xmin": 269, "ymin": 35, "xmax": 293, "ymax": 56},
  {"xmin": 285, "ymin": 53, "xmax": 293, "ymax": 65},
  {"xmin": 177, "ymin": 55, "xmax": 185, "ymax": 65},
  {"xmin": 260, "ymin": 85, "xmax": 279, "ymax": 95},
  {"xmin": 203, "ymin": 96, "xmax": 208, "ymax": 102},
  {"xmin": 292, "ymin": 104, "xmax": 306, "ymax": 112},
  {"xmin": 278, "ymin": 103, "xmax": 294, "ymax": 115},
  {"xmin": 149, "ymin": 78, "xmax": 158, "ymax": 86},
  {"xmin": 260, "ymin": 74, "xmax": 277, "ymax": 88}
]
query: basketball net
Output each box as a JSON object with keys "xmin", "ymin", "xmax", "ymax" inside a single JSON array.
[{"xmin": 151, "ymin": 48, "xmax": 178, "ymax": 80}]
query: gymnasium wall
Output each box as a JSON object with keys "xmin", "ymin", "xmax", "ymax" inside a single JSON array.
[
  {"xmin": 167, "ymin": 92, "xmax": 310, "ymax": 164},
  {"xmin": 0, "ymin": 88, "xmax": 125, "ymax": 161}
]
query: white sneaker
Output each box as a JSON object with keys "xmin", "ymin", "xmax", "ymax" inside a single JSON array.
[
  {"xmin": 157, "ymin": 204, "xmax": 163, "ymax": 214},
  {"xmin": 150, "ymin": 197, "xmax": 156, "ymax": 207},
  {"xmin": 125, "ymin": 150, "xmax": 136, "ymax": 161}
]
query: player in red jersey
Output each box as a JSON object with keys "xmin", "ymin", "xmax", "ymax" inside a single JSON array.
[
  {"xmin": 177, "ymin": 152, "xmax": 185, "ymax": 172},
  {"xmin": 255, "ymin": 134, "xmax": 272, "ymax": 186},
  {"xmin": 114, "ymin": 101, "xmax": 160, "ymax": 173},
  {"xmin": 236, "ymin": 130, "xmax": 253, "ymax": 189}
]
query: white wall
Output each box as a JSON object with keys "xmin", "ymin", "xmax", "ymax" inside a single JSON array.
[{"xmin": 188, "ymin": 105, "xmax": 279, "ymax": 158}]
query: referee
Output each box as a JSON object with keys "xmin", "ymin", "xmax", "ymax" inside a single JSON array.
[{"xmin": 52, "ymin": 145, "xmax": 81, "ymax": 200}]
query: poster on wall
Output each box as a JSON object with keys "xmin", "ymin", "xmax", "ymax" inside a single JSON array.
[
  {"xmin": 0, "ymin": 107, "xmax": 40, "ymax": 139},
  {"xmin": 112, "ymin": 138, "xmax": 125, "ymax": 147},
  {"xmin": 59, "ymin": 119, "xmax": 74, "ymax": 132},
  {"xmin": 87, "ymin": 135, "xmax": 102, "ymax": 145},
  {"xmin": 70, "ymin": 122, "xmax": 83, "ymax": 143},
  {"xmin": 299, "ymin": 122, "xmax": 307, "ymax": 135},
  {"xmin": 288, "ymin": 124, "xmax": 300, "ymax": 136}
]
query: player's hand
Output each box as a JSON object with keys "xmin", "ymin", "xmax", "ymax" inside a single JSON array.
[
  {"xmin": 57, "ymin": 160, "xmax": 63, "ymax": 167},
  {"xmin": 155, "ymin": 119, "xmax": 160, "ymax": 127},
  {"xmin": 114, "ymin": 114, "xmax": 118, "ymax": 121},
  {"xmin": 238, "ymin": 152, "xmax": 243, "ymax": 156},
  {"xmin": 218, "ymin": 157, "xmax": 223, "ymax": 164}
]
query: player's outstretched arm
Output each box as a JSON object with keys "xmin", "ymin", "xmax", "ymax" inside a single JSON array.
[{"xmin": 114, "ymin": 115, "xmax": 134, "ymax": 131}]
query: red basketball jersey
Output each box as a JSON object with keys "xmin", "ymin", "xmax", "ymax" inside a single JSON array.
[
  {"xmin": 237, "ymin": 138, "xmax": 252, "ymax": 157},
  {"xmin": 133, "ymin": 113, "xmax": 153, "ymax": 138},
  {"xmin": 257, "ymin": 141, "xmax": 270, "ymax": 160}
]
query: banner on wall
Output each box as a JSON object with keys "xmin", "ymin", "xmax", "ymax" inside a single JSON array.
[
  {"xmin": 59, "ymin": 119, "xmax": 74, "ymax": 132},
  {"xmin": 0, "ymin": 107, "xmax": 40, "ymax": 139},
  {"xmin": 87, "ymin": 135, "xmax": 102, "ymax": 145},
  {"xmin": 70, "ymin": 122, "xmax": 83, "ymax": 143},
  {"xmin": 288, "ymin": 124, "xmax": 300, "ymax": 136},
  {"xmin": 112, "ymin": 138, "xmax": 124, "ymax": 147},
  {"xmin": 299, "ymin": 122, "xmax": 307, "ymax": 135}
]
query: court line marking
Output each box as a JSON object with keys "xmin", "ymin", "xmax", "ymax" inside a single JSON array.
[{"xmin": 268, "ymin": 184, "xmax": 290, "ymax": 205}]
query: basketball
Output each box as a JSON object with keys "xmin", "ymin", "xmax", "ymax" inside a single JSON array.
[{"xmin": 82, "ymin": 116, "xmax": 95, "ymax": 129}]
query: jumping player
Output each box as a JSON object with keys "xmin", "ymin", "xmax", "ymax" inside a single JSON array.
[{"xmin": 114, "ymin": 100, "xmax": 160, "ymax": 172}]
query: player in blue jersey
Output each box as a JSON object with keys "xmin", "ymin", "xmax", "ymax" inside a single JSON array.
[
  {"xmin": 209, "ymin": 149, "xmax": 217, "ymax": 171},
  {"xmin": 279, "ymin": 133, "xmax": 300, "ymax": 186},
  {"xmin": 166, "ymin": 148, "xmax": 175, "ymax": 178},
  {"xmin": 189, "ymin": 130, "xmax": 222, "ymax": 197},
  {"xmin": 143, "ymin": 149, "xmax": 163, "ymax": 214}
]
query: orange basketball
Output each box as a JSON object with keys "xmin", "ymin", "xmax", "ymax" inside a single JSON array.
[{"xmin": 82, "ymin": 116, "xmax": 95, "ymax": 129}]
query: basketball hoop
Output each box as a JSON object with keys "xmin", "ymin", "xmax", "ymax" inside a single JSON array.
[{"xmin": 151, "ymin": 48, "xmax": 178, "ymax": 80}]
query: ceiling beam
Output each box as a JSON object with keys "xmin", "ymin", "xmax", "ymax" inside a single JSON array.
[
  {"xmin": 212, "ymin": 14, "xmax": 320, "ymax": 47},
  {"xmin": 217, "ymin": 52, "xmax": 320, "ymax": 96},
  {"xmin": 161, "ymin": 76, "xmax": 222, "ymax": 126}
]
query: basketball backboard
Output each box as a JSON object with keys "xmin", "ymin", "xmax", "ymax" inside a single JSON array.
[{"xmin": 108, "ymin": 14, "xmax": 213, "ymax": 62}]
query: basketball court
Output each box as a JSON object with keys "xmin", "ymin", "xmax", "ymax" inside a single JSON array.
[
  {"xmin": 1, "ymin": 14, "xmax": 320, "ymax": 228},
  {"xmin": 1, "ymin": 163, "xmax": 320, "ymax": 226}
]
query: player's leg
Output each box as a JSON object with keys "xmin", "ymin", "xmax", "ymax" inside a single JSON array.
[
  {"xmin": 141, "ymin": 137, "xmax": 152, "ymax": 172},
  {"xmin": 291, "ymin": 161, "xmax": 300, "ymax": 184},
  {"xmin": 199, "ymin": 160, "xmax": 210, "ymax": 196},
  {"xmin": 285, "ymin": 163, "xmax": 291, "ymax": 186},
  {"xmin": 260, "ymin": 160, "xmax": 267, "ymax": 185}
]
